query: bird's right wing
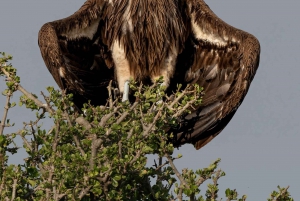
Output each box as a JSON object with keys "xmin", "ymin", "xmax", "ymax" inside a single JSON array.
[{"xmin": 38, "ymin": 0, "xmax": 114, "ymax": 107}]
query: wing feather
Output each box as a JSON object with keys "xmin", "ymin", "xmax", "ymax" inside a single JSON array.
[
  {"xmin": 171, "ymin": 0, "xmax": 260, "ymax": 149},
  {"xmin": 38, "ymin": 0, "xmax": 113, "ymax": 108}
]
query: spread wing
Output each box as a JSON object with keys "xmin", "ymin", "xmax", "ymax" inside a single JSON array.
[
  {"xmin": 170, "ymin": 0, "xmax": 260, "ymax": 149},
  {"xmin": 38, "ymin": 0, "xmax": 114, "ymax": 108}
]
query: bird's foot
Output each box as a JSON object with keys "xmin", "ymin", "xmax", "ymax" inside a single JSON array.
[{"xmin": 122, "ymin": 80, "xmax": 130, "ymax": 102}]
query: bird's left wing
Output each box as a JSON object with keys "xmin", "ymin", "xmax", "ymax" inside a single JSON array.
[
  {"xmin": 38, "ymin": 0, "xmax": 113, "ymax": 108},
  {"xmin": 171, "ymin": 0, "xmax": 260, "ymax": 149}
]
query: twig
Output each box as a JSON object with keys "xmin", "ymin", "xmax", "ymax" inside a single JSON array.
[
  {"xmin": 165, "ymin": 154, "xmax": 187, "ymax": 187},
  {"xmin": 0, "ymin": 171, "xmax": 6, "ymax": 196},
  {"xmin": 190, "ymin": 193, "xmax": 195, "ymax": 201},
  {"xmin": 1, "ymin": 68, "xmax": 55, "ymax": 114},
  {"xmin": 99, "ymin": 106, "xmax": 121, "ymax": 127},
  {"xmin": 129, "ymin": 150, "xmax": 142, "ymax": 165},
  {"xmin": 18, "ymin": 130, "xmax": 33, "ymax": 152},
  {"xmin": 78, "ymin": 186, "xmax": 92, "ymax": 199},
  {"xmin": 73, "ymin": 135, "xmax": 85, "ymax": 156},
  {"xmin": 177, "ymin": 187, "xmax": 183, "ymax": 201},
  {"xmin": 107, "ymin": 80, "xmax": 113, "ymax": 109},
  {"xmin": 172, "ymin": 98, "xmax": 198, "ymax": 118},
  {"xmin": 167, "ymin": 87, "xmax": 190, "ymax": 109},
  {"xmin": 0, "ymin": 92, "xmax": 11, "ymax": 135},
  {"xmin": 155, "ymin": 158, "xmax": 169, "ymax": 171},
  {"xmin": 126, "ymin": 128, "xmax": 134, "ymax": 140},
  {"xmin": 142, "ymin": 107, "xmax": 163, "ymax": 137},
  {"xmin": 52, "ymin": 122, "xmax": 60, "ymax": 153},
  {"xmin": 106, "ymin": 102, "xmax": 138, "ymax": 136},
  {"xmin": 63, "ymin": 103, "xmax": 86, "ymax": 156},
  {"xmin": 273, "ymin": 186, "xmax": 290, "ymax": 201}
]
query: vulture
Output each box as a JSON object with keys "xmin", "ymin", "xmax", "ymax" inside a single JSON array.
[{"xmin": 38, "ymin": 0, "xmax": 260, "ymax": 149}]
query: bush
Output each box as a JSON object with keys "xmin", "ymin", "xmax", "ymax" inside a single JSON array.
[{"xmin": 0, "ymin": 52, "xmax": 294, "ymax": 201}]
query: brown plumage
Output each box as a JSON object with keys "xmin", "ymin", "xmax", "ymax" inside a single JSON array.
[{"xmin": 38, "ymin": 0, "xmax": 260, "ymax": 150}]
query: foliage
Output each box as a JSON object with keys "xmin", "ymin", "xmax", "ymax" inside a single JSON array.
[{"xmin": 0, "ymin": 52, "xmax": 294, "ymax": 201}]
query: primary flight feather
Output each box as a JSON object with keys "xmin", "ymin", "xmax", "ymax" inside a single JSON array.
[{"xmin": 38, "ymin": 0, "xmax": 260, "ymax": 149}]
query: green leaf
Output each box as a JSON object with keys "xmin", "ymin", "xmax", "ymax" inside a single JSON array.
[
  {"xmin": 113, "ymin": 175, "xmax": 121, "ymax": 181},
  {"xmin": 112, "ymin": 178, "xmax": 118, "ymax": 187}
]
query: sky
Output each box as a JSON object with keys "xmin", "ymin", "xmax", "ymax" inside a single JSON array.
[{"xmin": 1, "ymin": 0, "xmax": 300, "ymax": 200}]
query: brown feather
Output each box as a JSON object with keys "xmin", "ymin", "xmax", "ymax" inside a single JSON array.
[
  {"xmin": 170, "ymin": 0, "xmax": 260, "ymax": 149},
  {"xmin": 106, "ymin": 0, "xmax": 187, "ymax": 79},
  {"xmin": 38, "ymin": 0, "xmax": 260, "ymax": 150},
  {"xmin": 38, "ymin": 0, "xmax": 114, "ymax": 108}
]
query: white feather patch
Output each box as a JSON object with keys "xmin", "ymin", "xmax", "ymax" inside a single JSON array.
[
  {"xmin": 65, "ymin": 18, "xmax": 100, "ymax": 39},
  {"xmin": 191, "ymin": 14, "xmax": 227, "ymax": 46},
  {"xmin": 59, "ymin": 67, "xmax": 65, "ymax": 78},
  {"xmin": 111, "ymin": 40, "xmax": 131, "ymax": 92}
]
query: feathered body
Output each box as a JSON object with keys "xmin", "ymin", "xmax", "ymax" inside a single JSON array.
[
  {"xmin": 38, "ymin": 0, "xmax": 260, "ymax": 149},
  {"xmin": 107, "ymin": 0, "xmax": 186, "ymax": 79}
]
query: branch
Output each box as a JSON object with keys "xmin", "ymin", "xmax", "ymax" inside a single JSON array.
[
  {"xmin": 273, "ymin": 186, "xmax": 290, "ymax": 201},
  {"xmin": 75, "ymin": 117, "xmax": 92, "ymax": 130},
  {"xmin": 1, "ymin": 68, "xmax": 55, "ymax": 114},
  {"xmin": 99, "ymin": 106, "xmax": 121, "ymax": 127},
  {"xmin": 166, "ymin": 85, "xmax": 195, "ymax": 109},
  {"xmin": 105, "ymin": 102, "xmax": 138, "ymax": 136},
  {"xmin": 11, "ymin": 177, "xmax": 17, "ymax": 201},
  {"xmin": 177, "ymin": 187, "xmax": 183, "ymax": 201},
  {"xmin": 78, "ymin": 186, "xmax": 92, "ymax": 199},
  {"xmin": 90, "ymin": 138, "xmax": 103, "ymax": 170},
  {"xmin": 63, "ymin": 105, "xmax": 86, "ymax": 156},
  {"xmin": 18, "ymin": 130, "xmax": 32, "ymax": 152},
  {"xmin": 0, "ymin": 92, "xmax": 11, "ymax": 135},
  {"xmin": 107, "ymin": 80, "xmax": 113, "ymax": 109},
  {"xmin": 172, "ymin": 98, "xmax": 198, "ymax": 118},
  {"xmin": 142, "ymin": 106, "xmax": 163, "ymax": 137},
  {"xmin": 165, "ymin": 154, "xmax": 187, "ymax": 187}
]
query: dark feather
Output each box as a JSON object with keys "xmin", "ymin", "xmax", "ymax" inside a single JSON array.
[{"xmin": 170, "ymin": 0, "xmax": 260, "ymax": 149}]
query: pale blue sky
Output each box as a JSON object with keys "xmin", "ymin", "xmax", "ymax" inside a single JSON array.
[{"xmin": 1, "ymin": 1, "xmax": 300, "ymax": 199}]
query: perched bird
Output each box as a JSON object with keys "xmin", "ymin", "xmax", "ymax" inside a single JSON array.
[{"xmin": 38, "ymin": 0, "xmax": 260, "ymax": 149}]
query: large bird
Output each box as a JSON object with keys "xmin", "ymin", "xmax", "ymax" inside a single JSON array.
[{"xmin": 38, "ymin": 0, "xmax": 260, "ymax": 149}]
